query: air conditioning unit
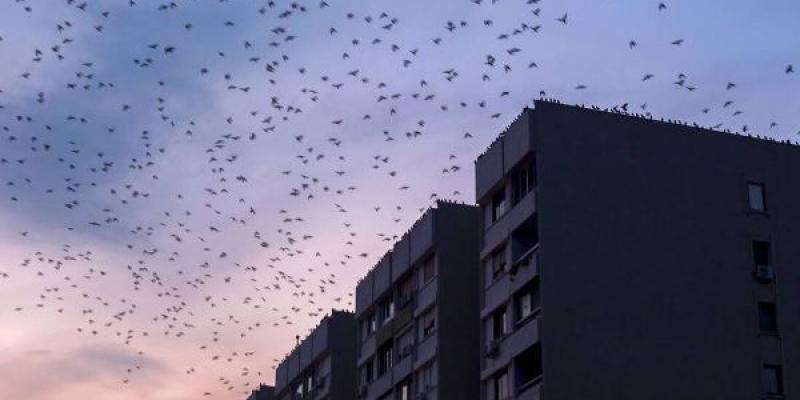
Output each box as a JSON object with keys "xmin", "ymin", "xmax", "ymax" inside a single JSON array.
[
  {"xmin": 754, "ymin": 265, "xmax": 775, "ymax": 283},
  {"xmin": 485, "ymin": 340, "xmax": 500, "ymax": 358},
  {"xmin": 416, "ymin": 389, "xmax": 429, "ymax": 400},
  {"xmin": 357, "ymin": 385, "xmax": 367, "ymax": 398},
  {"xmin": 316, "ymin": 377, "xmax": 326, "ymax": 389}
]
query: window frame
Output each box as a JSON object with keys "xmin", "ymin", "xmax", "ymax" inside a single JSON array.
[{"xmin": 747, "ymin": 182, "xmax": 767, "ymax": 213}]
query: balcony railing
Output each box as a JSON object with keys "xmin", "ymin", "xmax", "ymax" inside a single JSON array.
[{"xmin": 510, "ymin": 244, "xmax": 539, "ymax": 277}]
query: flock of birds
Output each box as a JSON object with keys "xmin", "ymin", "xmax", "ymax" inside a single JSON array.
[{"xmin": 0, "ymin": 0, "xmax": 797, "ymax": 398}]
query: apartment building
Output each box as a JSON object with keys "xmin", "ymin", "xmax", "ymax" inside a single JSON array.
[
  {"xmin": 354, "ymin": 201, "xmax": 482, "ymax": 400},
  {"xmin": 475, "ymin": 99, "xmax": 800, "ymax": 400},
  {"xmin": 246, "ymin": 384, "xmax": 276, "ymax": 400},
  {"xmin": 274, "ymin": 311, "xmax": 357, "ymax": 400}
]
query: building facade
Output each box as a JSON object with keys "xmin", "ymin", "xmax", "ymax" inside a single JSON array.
[
  {"xmin": 354, "ymin": 201, "xmax": 482, "ymax": 400},
  {"xmin": 274, "ymin": 311, "xmax": 357, "ymax": 400},
  {"xmin": 247, "ymin": 384, "xmax": 276, "ymax": 400},
  {"xmin": 475, "ymin": 100, "xmax": 800, "ymax": 400}
]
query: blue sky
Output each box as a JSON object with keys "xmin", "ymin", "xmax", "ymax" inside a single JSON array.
[{"xmin": 0, "ymin": 0, "xmax": 798, "ymax": 399}]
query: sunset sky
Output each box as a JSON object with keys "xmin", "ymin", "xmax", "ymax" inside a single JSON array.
[{"xmin": 1, "ymin": 0, "xmax": 798, "ymax": 399}]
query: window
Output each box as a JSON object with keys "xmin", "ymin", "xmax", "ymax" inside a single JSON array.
[
  {"xmin": 492, "ymin": 369, "xmax": 510, "ymax": 400},
  {"xmin": 397, "ymin": 273, "xmax": 416, "ymax": 306},
  {"xmin": 514, "ymin": 343, "xmax": 542, "ymax": 391},
  {"xmin": 514, "ymin": 279, "xmax": 540, "ymax": 324},
  {"xmin": 305, "ymin": 374, "xmax": 314, "ymax": 394},
  {"xmin": 419, "ymin": 307, "xmax": 436, "ymax": 339},
  {"xmin": 360, "ymin": 358, "xmax": 375, "ymax": 384},
  {"xmin": 759, "ymin": 302, "xmax": 777, "ymax": 333},
  {"xmin": 753, "ymin": 240, "xmax": 771, "ymax": 266},
  {"xmin": 748, "ymin": 182, "xmax": 767, "ymax": 212},
  {"xmin": 379, "ymin": 297, "xmax": 395, "ymax": 325},
  {"xmin": 421, "ymin": 256, "xmax": 436, "ymax": 284},
  {"xmin": 491, "ymin": 306, "xmax": 508, "ymax": 340},
  {"xmin": 377, "ymin": 343, "xmax": 394, "ymax": 376},
  {"xmin": 417, "ymin": 362, "xmax": 435, "ymax": 393},
  {"xmin": 396, "ymin": 327, "xmax": 415, "ymax": 361},
  {"xmin": 397, "ymin": 380, "xmax": 412, "ymax": 400},
  {"xmin": 488, "ymin": 247, "xmax": 506, "ymax": 280},
  {"xmin": 762, "ymin": 364, "xmax": 784, "ymax": 395},
  {"xmin": 362, "ymin": 312, "xmax": 377, "ymax": 339},
  {"xmin": 492, "ymin": 187, "xmax": 507, "ymax": 222},
  {"xmin": 294, "ymin": 383, "xmax": 304, "ymax": 399},
  {"xmin": 512, "ymin": 160, "xmax": 536, "ymax": 205}
]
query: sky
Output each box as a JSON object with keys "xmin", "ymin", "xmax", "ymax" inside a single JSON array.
[{"xmin": 0, "ymin": 0, "xmax": 798, "ymax": 399}]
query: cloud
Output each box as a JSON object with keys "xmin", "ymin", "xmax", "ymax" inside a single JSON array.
[{"xmin": 0, "ymin": 344, "xmax": 171, "ymax": 400}]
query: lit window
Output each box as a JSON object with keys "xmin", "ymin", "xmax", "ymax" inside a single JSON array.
[{"xmin": 748, "ymin": 182, "xmax": 766, "ymax": 212}]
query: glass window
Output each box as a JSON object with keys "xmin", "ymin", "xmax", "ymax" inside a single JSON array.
[
  {"xmin": 397, "ymin": 380, "xmax": 412, "ymax": 400},
  {"xmin": 492, "ymin": 187, "xmax": 507, "ymax": 222},
  {"xmin": 397, "ymin": 327, "xmax": 415, "ymax": 361},
  {"xmin": 763, "ymin": 364, "xmax": 784, "ymax": 395},
  {"xmin": 360, "ymin": 358, "xmax": 375, "ymax": 384},
  {"xmin": 362, "ymin": 312, "xmax": 377, "ymax": 338},
  {"xmin": 493, "ymin": 369, "xmax": 509, "ymax": 400},
  {"xmin": 748, "ymin": 182, "xmax": 766, "ymax": 212},
  {"xmin": 419, "ymin": 307, "xmax": 436, "ymax": 339},
  {"xmin": 417, "ymin": 362, "xmax": 435, "ymax": 393},
  {"xmin": 759, "ymin": 302, "xmax": 777, "ymax": 333},
  {"xmin": 514, "ymin": 343, "xmax": 542, "ymax": 390},
  {"xmin": 379, "ymin": 297, "xmax": 395, "ymax": 325},
  {"xmin": 489, "ymin": 247, "xmax": 506, "ymax": 280},
  {"xmin": 753, "ymin": 240, "xmax": 771, "ymax": 266},
  {"xmin": 515, "ymin": 279, "xmax": 539, "ymax": 324},
  {"xmin": 398, "ymin": 273, "xmax": 416, "ymax": 306},
  {"xmin": 512, "ymin": 160, "xmax": 536, "ymax": 204},
  {"xmin": 422, "ymin": 256, "xmax": 436, "ymax": 284},
  {"xmin": 492, "ymin": 306, "xmax": 508, "ymax": 340},
  {"xmin": 378, "ymin": 343, "xmax": 394, "ymax": 376}
]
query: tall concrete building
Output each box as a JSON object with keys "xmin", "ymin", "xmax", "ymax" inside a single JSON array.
[
  {"xmin": 246, "ymin": 384, "xmax": 275, "ymax": 400},
  {"xmin": 475, "ymin": 99, "xmax": 800, "ymax": 400},
  {"xmin": 354, "ymin": 201, "xmax": 482, "ymax": 400},
  {"xmin": 274, "ymin": 311, "xmax": 357, "ymax": 400}
]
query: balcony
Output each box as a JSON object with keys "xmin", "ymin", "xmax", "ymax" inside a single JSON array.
[
  {"xmin": 415, "ymin": 279, "xmax": 437, "ymax": 316},
  {"xmin": 482, "ymin": 316, "xmax": 540, "ymax": 379},
  {"xmin": 483, "ymin": 247, "xmax": 539, "ymax": 319},
  {"xmin": 482, "ymin": 190, "xmax": 536, "ymax": 258},
  {"xmin": 415, "ymin": 335, "xmax": 437, "ymax": 368},
  {"xmin": 516, "ymin": 378, "xmax": 542, "ymax": 400}
]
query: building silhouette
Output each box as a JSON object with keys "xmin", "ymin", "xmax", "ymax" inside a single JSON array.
[
  {"xmin": 354, "ymin": 201, "xmax": 481, "ymax": 400},
  {"xmin": 475, "ymin": 99, "xmax": 800, "ymax": 399},
  {"xmin": 274, "ymin": 311, "xmax": 357, "ymax": 400},
  {"xmin": 246, "ymin": 384, "xmax": 275, "ymax": 400},
  {"xmin": 272, "ymin": 99, "xmax": 800, "ymax": 400}
]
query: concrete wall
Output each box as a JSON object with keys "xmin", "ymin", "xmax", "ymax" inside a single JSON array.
[
  {"xmin": 533, "ymin": 101, "xmax": 800, "ymax": 400},
  {"xmin": 436, "ymin": 203, "xmax": 482, "ymax": 400}
]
